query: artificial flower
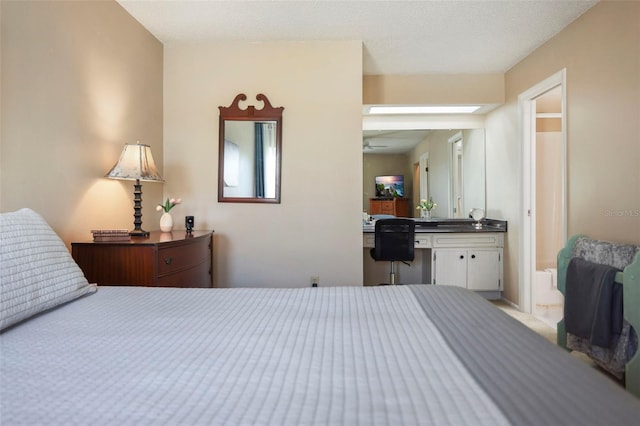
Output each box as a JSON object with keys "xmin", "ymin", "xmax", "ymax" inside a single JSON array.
[
  {"xmin": 416, "ymin": 197, "xmax": 437, "ymax": 211},
  {"xmin": 157, "ymin": 198, "xmax": 182, "ymax": 213}
]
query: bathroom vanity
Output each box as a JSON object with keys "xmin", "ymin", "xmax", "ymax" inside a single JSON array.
[{"xmin": 363, "ymin": 218, "xmax": 507, "ymax": 299}]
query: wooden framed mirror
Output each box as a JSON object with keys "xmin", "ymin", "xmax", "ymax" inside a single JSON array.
[{"xmin": 218, "ymin": 94, "xmax": 284, "ymax": 203}]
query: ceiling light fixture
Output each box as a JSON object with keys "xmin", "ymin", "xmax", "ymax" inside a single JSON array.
[{"xmin": 367, "ymin": 105, "xmax": 482, "ymax": 115}]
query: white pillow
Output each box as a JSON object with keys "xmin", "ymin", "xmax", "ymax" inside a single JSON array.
[{"xmin": 0, "ymin": 208, "xmax": 96, "ymax": 331}]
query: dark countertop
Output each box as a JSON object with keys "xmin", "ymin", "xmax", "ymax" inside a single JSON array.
[{"xmin": 363, "ymin": 218, "xmax": 507, "ymax": 233}]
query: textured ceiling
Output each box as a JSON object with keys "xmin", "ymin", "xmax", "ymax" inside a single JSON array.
[
  {"xmin": 117, "ymin": 0, "xmax": 596, "ymax": 154},
  {"xmin": 117, "ymin": 0, "xmax": 598, "ymax": 75}
]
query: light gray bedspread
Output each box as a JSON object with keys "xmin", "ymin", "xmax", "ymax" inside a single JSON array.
[{"xmin": 1, "ymin": 285, "xmax": 639, "ymax": 425}]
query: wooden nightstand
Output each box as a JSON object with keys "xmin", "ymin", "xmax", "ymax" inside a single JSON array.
[{"xmin": 71, "ymin": 231, "xmax": 214, "ymax": 288}]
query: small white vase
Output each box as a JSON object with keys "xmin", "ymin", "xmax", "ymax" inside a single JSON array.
[
  {"xmin": 160, "ymin": 212, "xmax": 173, "ymax": 232},
  {"xmin": 421, "ymin": 209, "xmax": 431, "ymax": 219}
]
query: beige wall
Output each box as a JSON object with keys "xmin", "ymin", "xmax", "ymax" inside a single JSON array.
[
  {"xmin": 163, "ymin": 41, "xmax": 363, "ymax": 287},
  {"xmin": 364, "ymin": 74, "xmax": 504, "ymax": 105},
  {"xmin": 486, "ymin": 1, "xmax": 640, "ymax": 303},
  {"xmin": 1, "ymin": 0, "xmax": 163, "ymax": 246}
]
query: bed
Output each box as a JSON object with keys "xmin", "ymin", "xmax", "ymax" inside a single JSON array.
[{"xmin": 2, "ymin": 209, "xmax": 640, "ymax": 425}]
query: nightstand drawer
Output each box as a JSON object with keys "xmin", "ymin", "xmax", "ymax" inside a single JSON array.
[
  {"xmin": 158, "ymin": 266, "xmax": 211, "ymax": 288},
  {"xmin": 157, "ymin": 238, "xmax": 209, "ymax": 275}
]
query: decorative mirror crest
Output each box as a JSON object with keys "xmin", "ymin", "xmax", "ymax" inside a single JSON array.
[
  {"xmin": 220, "ymin": 93, "xmax": 284, "ymax": 119},
  {"xmin": 218, "ymin": 93, "xmax": 284, "ymax": 203}
]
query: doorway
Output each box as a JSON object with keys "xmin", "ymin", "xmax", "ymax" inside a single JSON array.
[
  {"xmin": 518, "ymin": 69, "xmax": 567, "ymax": 316},
  {"xmin": 416, "ymin": 152, "xmax": 430, "ymax": 203},
  {"xmin": 448, "ymin": 132, "xmax": 464, "ymax": 218}
]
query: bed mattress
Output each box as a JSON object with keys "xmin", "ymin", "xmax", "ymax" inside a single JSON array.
[{"xmin": 1, "ymin": 285, "xmax": 639, "ymax": 425}]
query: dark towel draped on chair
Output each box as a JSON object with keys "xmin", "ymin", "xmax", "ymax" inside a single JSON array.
[{"xmin": 564, "ymin": 257, "xmax": 622, "ymax": 348}]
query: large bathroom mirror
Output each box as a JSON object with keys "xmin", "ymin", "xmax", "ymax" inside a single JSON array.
[
  {"xmin": 425, "ymin": 129, "xmax": 485, "ymax": 218},
  {"xmin": 218, "ymin": 94, "xmax": 284, "ymax": 203},
  {"xmin": 362, "ymin": 127, "xmax": 486, "ymax": 218}
]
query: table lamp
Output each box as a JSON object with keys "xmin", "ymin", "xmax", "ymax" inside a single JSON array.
[{"xmin": 106, "ymin": 142, "xmax": 164, "ymax": 236}]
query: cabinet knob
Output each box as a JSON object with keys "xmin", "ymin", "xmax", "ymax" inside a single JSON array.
[
  {"xmin": 471, "ymin": 254, "xmax": 476, "ymax": 259},
  {"xmin": 460, "ymin": 255, "xmax": 464, "ymax": 259},
  {"xmin": 164, "ymin": 256, "xmax": 173, "ymax": 265}
]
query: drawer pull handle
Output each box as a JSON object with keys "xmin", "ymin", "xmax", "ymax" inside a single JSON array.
[{"xmin": 164, "ymin": 257, "xmax": 173, "ymax": 265}]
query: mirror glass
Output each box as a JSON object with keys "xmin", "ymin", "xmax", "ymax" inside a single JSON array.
[
  {"xmin": 219, "ymin": 94, "xmax": 283, "ymax": 203},
  {"xmin": 429, "ymin": 129, "xmax": 485, "ymax": 218},
  {"xmin": 362, "ymin": 128, "xmax": 485, "ymax": 218}
]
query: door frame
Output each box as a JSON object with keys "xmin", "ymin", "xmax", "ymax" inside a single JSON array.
[
  {"xmin": 518, "ymin": 68, "xmax": 567, "ymax": 313},
  {"xmin": 419, "ymin": 152, "xmax": 430, "ymax": 201},
  {"xmin": 448, "ymin": 132, "xmax": 463, "ymax": 217}
]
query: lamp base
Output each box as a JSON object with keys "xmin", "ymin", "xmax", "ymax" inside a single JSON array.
[
  {"xmin": 129, "ymin": 229, "xmax": 150, "ymax": 237},
  {"xmin": 129, "ymin": 179, "xmax": 150, "ymax": 237}
]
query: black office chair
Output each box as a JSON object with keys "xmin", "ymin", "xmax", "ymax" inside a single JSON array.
[{"xmin": 370, "ymin": 218, "xmax": 415, "ymax": 285}]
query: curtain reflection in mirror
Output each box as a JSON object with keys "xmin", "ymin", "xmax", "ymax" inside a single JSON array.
[
  {"xmin": 254, "ymin": 122, "xmax": 276, "ymax": 198},
  {"xmin": 255, "ymin": 124, "xmax": 265, "ymax": 197}
]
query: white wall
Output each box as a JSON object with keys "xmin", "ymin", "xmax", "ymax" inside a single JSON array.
[
  {"xmin": 484, "ymin": 108, "xmax": 520, "ymax": 301},
  {"xmin": 163, "ymin": 41, "xmax": 363, "ymax": 287}
]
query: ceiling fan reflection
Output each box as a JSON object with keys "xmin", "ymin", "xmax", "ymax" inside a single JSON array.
[{"xmin": 362, "ymin": 140, "xmax": 388, "ymax": 150}]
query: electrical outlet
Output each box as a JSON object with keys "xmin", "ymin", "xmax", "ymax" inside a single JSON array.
[{"xmin": 310, "ymin": 276, "xmax": 320, "ymax": 287}]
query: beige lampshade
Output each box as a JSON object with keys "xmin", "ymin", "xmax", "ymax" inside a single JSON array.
[{"xmin": 106, "ymin": 142, "xmax": 164, "ymax": 182}]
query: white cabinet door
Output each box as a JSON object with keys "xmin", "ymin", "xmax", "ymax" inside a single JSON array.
[
  {"xmin": 433, "ymin": 249, "xmax": 467, "ymax": 287},
  {"xmin": 467, "ymin": 249, "xmax": 502, "ymax": 291}
]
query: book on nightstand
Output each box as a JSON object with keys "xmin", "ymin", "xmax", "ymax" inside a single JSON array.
[{"xmin": 90, "ymin": 229, "xmax": 131, "ymax": 242}]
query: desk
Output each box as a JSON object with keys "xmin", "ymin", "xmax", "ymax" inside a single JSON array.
[{"xmin": 363, "ymin": 219, "xmax": 506, "ymax": 297}]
